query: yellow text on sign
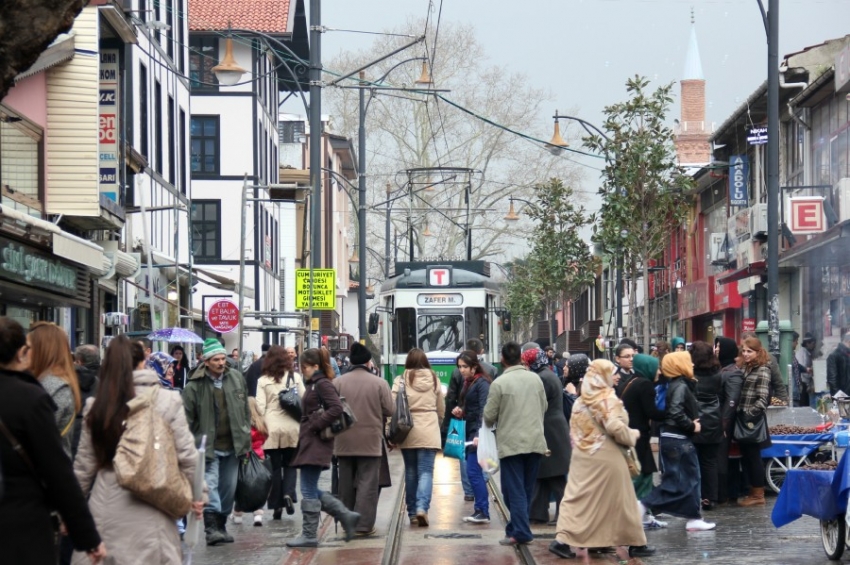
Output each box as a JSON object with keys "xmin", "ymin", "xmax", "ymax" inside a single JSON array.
[{"xmin": 295, "ymin": 269, "xmax": 337, "ymax": 310}]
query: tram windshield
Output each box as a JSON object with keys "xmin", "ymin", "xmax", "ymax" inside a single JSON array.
[
  {"xmin": 391, "ymin": 307, "xmax": 488, "ymax": 354},
  {"xmin": 417, "ymin": 314, "xmax": 464, "ymax": 352}
]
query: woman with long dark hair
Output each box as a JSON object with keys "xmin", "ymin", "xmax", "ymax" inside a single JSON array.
[
  {"xmin": 28, "ymin": 322, "xmax": 81, "ymax": 457},
  {"xmin": 0, "ymin": 318, "xmax": 105, "ymax": 564},
  {"xmin": 256, "ymin": 345, "xmax": 305, "ymax": 519},
  {"xmin": 288, "ymin": 348, "xmax": 360, "ymax": 548},
  {"xmin": 452, "ymin": 350, "xmax": 492, "ymax": 524},
  {"xmin": 392, "ymin": 348, "xmax": 445, "ymax": 527},
  {"xmin": 735, "ymin": 336, "xmax": 772, "ymax": 507},
  {"xmin": 689, "ymin": 341, "xmax": 723, "ymax": 510},
  {"xmin": 72, "ymin": 335, "xmax": 201, "ymax": 564}
]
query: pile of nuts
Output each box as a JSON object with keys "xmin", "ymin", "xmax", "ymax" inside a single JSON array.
[
  {"xmin": 800, "ymin": 460, "xmax": 838, "ymax": 471},
  {"xmin": 770, "ymin": 397, "xmax": 789, "ymax": 407},
  {"xmin": 769, "ymin": 425, "xmax": 821, "ymax": 435}
]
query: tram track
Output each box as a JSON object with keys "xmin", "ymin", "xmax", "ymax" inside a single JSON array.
[{"xmin": 379, "ymin": 477, "xmax": 537, "ymax": 565}]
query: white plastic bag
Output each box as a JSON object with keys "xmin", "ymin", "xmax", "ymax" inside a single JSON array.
[{"xmin": 477, "ymin": 422, "xmax": 499, "ymax": 475}]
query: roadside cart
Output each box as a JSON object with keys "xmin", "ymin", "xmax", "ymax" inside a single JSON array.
[{"xmin": 763, "ymin": 406, "xmax": 835, "ymax": 493}]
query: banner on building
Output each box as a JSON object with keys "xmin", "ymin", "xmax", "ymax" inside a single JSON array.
[
  {"xmin": 98, "ymin": 49, "xmax": 120, "ymax": 202},
  {"xmin": 788, "ymin": 197, "xmax": 826, "ymax": 234},
  {"xmin": 729, "ymin": 155, "xmax": 749, "ymax": 207}
]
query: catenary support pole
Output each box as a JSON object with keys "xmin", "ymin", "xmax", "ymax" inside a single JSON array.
[
  {"xmin": 238, "ymin": 174, "xmax": 248, "ymax": 360},
  {"xmin": 358, "ymin": 73, "xmax": 367, "ymax": 343},
  {"xmin": 309, "ymin": 0, "xmax": 322, "ymax": 348},
  {"xmin": 766, "ymin": 0, "xmax": 780, "ymax": 357}
]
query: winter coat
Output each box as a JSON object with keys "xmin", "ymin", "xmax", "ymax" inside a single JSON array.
[
  {"xmin": 256, "ymin": 372, "xmax": 305, "ymax": 450},
  {"xmin": 333, "ymin": 366, "xmax": 394, "ymax": 457},
  {"xmin": 40, "ymin": 373, "xmax": 75, "ymax": 458},
  {"xmin": 183, "ymin": 366, "xmax": 251, "ymax": 461},
  {"xmin": 250, "ymin": 428, "xmax": 267, "ymax": 458},
  {"xmin": 243, "ymin": 357, "xmax": 264, "ymax": 397},
  {"xmin": 291, "ymin": 372, "xmax": 343, "ymax": 469},
  {"xmin": 72, "ymin": 364, "xmax": 99, "ymax": 457},
  {"xmin": 442, "ymin": 360, "xmax": 497, "ymax": 436},
  {"xmin": 71, "ymin": 370, "xmax": 197, "ymax": 565},
  {"xmin": 483, "ymin": 365, "xmax": 548, "ymax": 460},
  {"xmin": 392, "ymin": 369, "xmax": 445, "ymax": 450},
  {"xmin": 460, "ymin": 375, "xmax": 491, "ymax": 453},
  {"xmin": 692, "ymin": 369, "xmax": 723, "ymax": 444},
  {"xmin": 660, "ymin": 377, "xmax": 699, "ymax": 436},
  {"xmin": 828, "ymin": 342, "xmax": 850, "ymax": 396},
  {"xmin": 767, "ymin": 355, "xmax": 789, "ymax": 403},
  {"xmin": 535, "ymin": 367, "xmax": 571, "ymax": 478},
  {"xmin": 171, "ymin": 360, "xmax": 189, "ymax": 390},
  {"xmin": 620, "ymin": 375, "xmax": 665, "ymax": 474},
  {"xmin": 0, "ymin": 369, "xmax": 101, "ymax": 565},
  {"xmin": 738, "ymin": 364, "xmax": 772, "ymax": 449},
  {"xmin": 719, "ymin": 363, "xmax": 744, "ymax": 436}
]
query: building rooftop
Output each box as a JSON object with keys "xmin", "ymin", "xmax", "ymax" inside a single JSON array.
[
  {"xmin": 682, "ymin": 22, "xmax": 704, "ymax": 80},
  {"xmin": 188, "ymin": 0, "xmax": 293, "ymax": 34}
]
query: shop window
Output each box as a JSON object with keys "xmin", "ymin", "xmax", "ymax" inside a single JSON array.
[
  {"xmin": 190, "ymin": 116, "xmax": 219, "ymax": 176},
  {"xmin": 189, "ymin": 35, "xmax": 219, "ymax": 90},
  {"xmin": 0, "ymin": 117, "xmax": 43, "ymax": 216},
  {"xmin": 191, "ymin": 199, "xmax": 220, "ymax": 261}
]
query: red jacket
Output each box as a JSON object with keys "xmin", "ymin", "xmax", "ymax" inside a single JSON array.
[{"xmin": 250, "ymin": 427, "xmax": 267, "ymax": 458}]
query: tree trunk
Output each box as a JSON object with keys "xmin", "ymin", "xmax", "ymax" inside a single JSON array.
[
  {"xmin": 0, "ymin": 0, "xmax": 88, "ymax": 101},
  {"xmin": 642, "ymin": 256, "xmax": 651, "ymax": 351}
]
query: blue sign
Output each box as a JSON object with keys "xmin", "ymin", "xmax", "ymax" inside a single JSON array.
[
  {"xmin": 99, "ymin": 89, "xmax": 116, "ymax": 105},
  {"xmin": 99, "ymin": 167, "xmax": 116, "ymax": 183},
  {"xmin": 729, "ymin": 155, "xmax": 749, "ymax": 207}
]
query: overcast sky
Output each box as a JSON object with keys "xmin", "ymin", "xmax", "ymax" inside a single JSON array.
[{"xmin": 317, "ymin": 0, "xmax": 850, "ymax": 198}]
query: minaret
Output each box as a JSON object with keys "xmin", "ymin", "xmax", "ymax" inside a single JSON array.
[{"xmin": 675, "ymin": 10, "xmax": 711, "ymax": 165}]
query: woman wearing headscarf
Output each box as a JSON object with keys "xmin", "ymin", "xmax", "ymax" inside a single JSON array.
[
  {"xmin": 565, "ymin": 353, "xmax": 590, "ymax": 396},
  {"xmin": 147, "ymin": 351, "xmax": 176, "ymax": 389},
  {"xmin": 522, "ymin": 347, "xmax": 570, "ymax": 525},
  {"xmin": 549, "ymin": 360, "xmax": 647, "ymax": 562},
  {"xmin": 620, "ymin": 353, "xmax": 667, "ymax": 529},
  {"xmin": 690, "ymin": 341, "xmax": 723, "ymax": 511},
  {"xmin": 714, "ymin": 337, "xmax": 744, "ymax": 505},
  {"xmin": 641, "ymin": 352, "xmax": 715, "ymax": 531},
  {"xmin": 671, "ymin": 337, "xmax": 687, "ymax": 352}
]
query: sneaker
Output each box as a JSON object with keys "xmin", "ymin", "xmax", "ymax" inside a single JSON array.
[
  {"xmin": 644, "ymin": 518, "xmax": 667, "ymax": 530},
  {"xmin": 416, "ymin": 510, "xmax": 429, "ymax": 527},
  {"xmin": 498, "ymin": 536, "xmax": 531, "ymax": 546},
  {"xmin": 253, "ymin": 514, "xmax": 263, "ymax": 527},
  {"xmin": 629, "ymin": 545, "xmax": 656, "ymax": 557},
  {"xmin": 409, "ymin": 516, "xmax": 418, "ymax": 526},
  {"xmin": 230, "ymin": 513, "xmax": 243, "ymax": 525},
  {"xmin": 686, "ymin": 519, "xmax": 716, "ymax": 531},
  {"xmin": 463, "ymin": 511, "xmax": 490, "ymax": 524},
  {"xmin": 464, "ymin": 495, "xmax": 475, "ymax": 501}
]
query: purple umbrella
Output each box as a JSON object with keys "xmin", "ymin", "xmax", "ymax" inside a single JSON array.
[{"xmin": 147, "ymin": 326, "xmax": 204, "ymax": 344}]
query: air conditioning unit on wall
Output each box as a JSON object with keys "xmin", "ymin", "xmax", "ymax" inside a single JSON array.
[
  {"xmin": 837, "ymin": 178, "xmax": 850, "ymax": 223},
  {"xmin": 750, "ymin": 203, "xmax": 768, "ymax": 239}
]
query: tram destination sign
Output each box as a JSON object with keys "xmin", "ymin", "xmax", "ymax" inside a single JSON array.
[
  {"xmin": 295, "ymin": 268, "xmax": 336, "ymax": 310},
  {"xmin": 0, "ymin": 238, "xmax": 78, "ymax": 296},
  {"xmin": 417, "ymin": 293, "xmax": 463, "ymax": 306}
]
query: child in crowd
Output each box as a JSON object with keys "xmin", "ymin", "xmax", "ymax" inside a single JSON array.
[{"xmin": 232, "ymin": 397, "xmax": 270, "ymax": 526}]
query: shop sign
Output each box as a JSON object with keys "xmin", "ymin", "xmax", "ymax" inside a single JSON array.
[
  {"xmin": 207, "ymin": 299, "xmax": 240, "ymax": 334},
  {"xmin": 728, "ymin": 156, "xmax": 749, "ymax": 207},
  {"xmin": 678, "ymin": 278, "xmax": 712, "ymax": 320},
  {"xmin": 836, "ymin": 43, "xmax": 850, "ymax": 94},
  {"xmin": 98, "ymin": 49, "xmax": 120, "ymax": 202},
  {"xmin": 788, "ymin": 197, "xmax": 825, "ymax": 234},
  {"xmin": 713, "ymin": 274, "xmax": 742, "ymax": 310},
  {"xmin": 747, "ymin": 126, "xmax": 768, "ymax": 145},
  {"xmin": 728, "ymin": 208, "xmax": 751, "ymax": 243},
  {"xmin": 742, "ymin": 318, "xmax": 756, "ymax": 332},
  {"xmin": 0, "ymin": 239, "xmax": 78, "ymax": 296}
]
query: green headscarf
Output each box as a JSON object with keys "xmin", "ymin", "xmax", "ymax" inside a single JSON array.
[
  {"xmin": 671, "ymin": 336, "xmax": 686, "ymax": 350},
  {"xmin": 633, "ymin": 353, "xmax": 659, "ymax": 382}
]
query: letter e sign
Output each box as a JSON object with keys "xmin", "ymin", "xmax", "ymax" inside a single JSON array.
[
  {"xmin": 789, "ymin": 197, "xmax": 825, "ymax": 235},
  {"xmin": 428, "ymin": 267, "xmax": 451, "ymax": 287}
]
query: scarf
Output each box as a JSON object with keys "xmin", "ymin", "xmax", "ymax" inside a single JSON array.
[
  {"xmin": 661, "ymin": 351, "xmax": 694, "ymax": 379},
  {"xmin": 567, "ymin": 354, "xmax": 590, "ymax": 383},
  {"xmin": 570, "ymin": 359, "xmax": 620, "ymax": 454},
  {"xmin": 459, "ymin": 371, "xmax": 488, "ymax": 408},
  {"xmin": 632, "ymin": 353, "xmax": 659, "ymax": 382},
  {"xmin": 522, "ymin": 348, "xmax": 549, "ymax": 373},
  {"xmin": 147, "ymin": 351, "xmax": 175, "ymax": 389}
]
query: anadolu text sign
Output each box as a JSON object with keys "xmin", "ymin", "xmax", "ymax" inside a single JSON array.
[
  {"xmin": 207, "ymin": 299, "xmax": 240, "ymax": 334},
  {"xmin": 295, "ymin": 269, "xmax": 337, "ymax": 310}
]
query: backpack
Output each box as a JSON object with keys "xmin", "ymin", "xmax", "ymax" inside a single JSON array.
[
  {"xmin": 654, "ymin": 382, "xmax": 668, "ymax": 411},
  {"xmin": 113, "ymin": 387, "xmax": 192, "ymax": 519}
]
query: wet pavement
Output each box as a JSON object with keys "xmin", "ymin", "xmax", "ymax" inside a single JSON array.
[{"xmin": 189, "ymin": 452, "xmax": 849, "ymax": 565}]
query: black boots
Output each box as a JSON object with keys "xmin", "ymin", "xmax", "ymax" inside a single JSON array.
[
  {"xmin": 203, "ymin": 511, "xmax": 226, "ymax": 546},
  {"xmin": 217, "ymin": 513, "xmax": 234, "ymax": 543}
]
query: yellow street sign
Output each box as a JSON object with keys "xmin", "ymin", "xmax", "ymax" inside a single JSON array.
[
  {"xmin": 295, "ymin": 269, "xmax": 337, "ymax": 310},
  {"xmin": 311, "ymin": 317, "xmax": 320, "ymax": 331}
]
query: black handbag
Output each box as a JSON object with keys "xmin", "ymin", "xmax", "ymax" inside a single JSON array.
[
  {"xmin": 314, "ymin": 383, "xmax": 357, "ymax": 440},
  {"xmin": 733, "ymin": 410, "xmax": 768, "ymax": 444},
  {"xmin": 277, "ymin": 373, "xmax": 302, "ymax": 420},
  {"xmin": 387, "ymin": 375, "xmax": 414, "ymax": 444}
]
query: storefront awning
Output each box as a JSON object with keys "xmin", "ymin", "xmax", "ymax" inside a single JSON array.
[{"xmin": 716, "ymin": 261, "xmax": 766, "ymax": 285}]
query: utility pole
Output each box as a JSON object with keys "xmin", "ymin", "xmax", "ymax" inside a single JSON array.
[
  {"xmin": 308, "ymin": 0, "xmax": 322, "ymax": 349},
  {"xmin": 765, "ymin": 0, "xmax": 780, "ymax": 357},
  {"xmin": 357, "ymin": 72, "xmax": 367, "ymax": 343}
]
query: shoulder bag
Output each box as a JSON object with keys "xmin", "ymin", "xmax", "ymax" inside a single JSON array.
[
  {"xmin": 314, "ymin": 382, "xmax": 357, "ymax": 440},
  {"xmin": 591, "ymin": 412, "xmax": 641, "ymax": 478},
  {"xmin": 277, "ymin": 372, "xmax": 302, "ymax": 420},
  {"xmin": 113, "ymin": 387, "xmax": 192, "ymax": 519},
  {"xmin": 733, "ymin": 410, "xmax": 768, "ymax": 444},
  {"xmin": 388, "ymin": 373, "xmax": 414, "ymax": 444}
]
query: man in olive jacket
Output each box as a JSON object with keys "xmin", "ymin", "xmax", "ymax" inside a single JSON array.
[
  {"xmin": 333, "ymin": 343, "xmax": 394, "ymax": 535},
  {"xmin": 183, "ymin": 338, "xmax": 251, "ymax": 546},
  {"xmin": 483, "ymin": 341, "xmax": 547, "ymax": 547}
]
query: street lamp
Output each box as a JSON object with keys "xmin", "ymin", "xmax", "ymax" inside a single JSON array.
[
  {"xmin": 503, "ymin": 195, "xmax": 533, "ymax": 221},
  {"xmin": 546, "ymin": 110, "xmax": 612, "ymax": 156},
  {"xmin": 211, "ymin": 36, "xmax": 247, "ymax": 86}
]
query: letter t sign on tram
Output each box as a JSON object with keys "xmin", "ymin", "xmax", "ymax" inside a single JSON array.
[{"xmin": 428, "ymin": 267, "xmax": 451, "ymax": 287}]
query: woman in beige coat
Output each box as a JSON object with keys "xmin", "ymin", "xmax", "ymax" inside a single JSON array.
[
  {"xmin": 255, "ymin": 345, "xmax": 305, "ymax": 519},
  {"xmin": 72, "ymin": 336, "xmax": 202, "ymax": 565},
  {"xmin": 390, "ymin": 348, "xmax": 445, "ymax": 527}
]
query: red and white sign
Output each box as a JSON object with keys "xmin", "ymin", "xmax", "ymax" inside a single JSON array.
[
  {"xmin": 742, "ymin": 318, "xmax": 756, "ymax": 332},
  {"xmin": 207, "ymin": 299, "xmax": 240, "ymax": 334},
  {"xmin": 428, "ymin": 267, "xmax": 451, "ymax": 287},
  {"xmin": 788, "ymin": 197, "xmax": 825, "ymax": 234}
]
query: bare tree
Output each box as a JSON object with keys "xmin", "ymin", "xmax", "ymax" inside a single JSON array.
[
  {"xmin": 325, "ymin": 19, "xmax": 586, "ymax": 272},
  {"xmin": 0, "ymin": 0, "xmax": 87, "ymax": 101}
]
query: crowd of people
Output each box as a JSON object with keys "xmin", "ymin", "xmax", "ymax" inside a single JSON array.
[{"xmin": 2, "ymin": 312, "xmax": 840, "ymax": 565}]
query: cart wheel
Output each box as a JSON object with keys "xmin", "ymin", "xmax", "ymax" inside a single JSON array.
[
  {"xmin": 765, "ymin": 458, "xmax": 786, "ymax": 494},
  {"xmin": 821, "ymin": 518, "xmax": 846, "ymax": 560}
]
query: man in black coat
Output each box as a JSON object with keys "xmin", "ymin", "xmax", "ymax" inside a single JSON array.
[
  {"xmin": 72, "ymin": 344, "xmax": 100, "ymax": 457},
  {"xmin": 244, "ymin": 343, "xmax": 271, "ymax": 397},
  {"xmin": 827, "ymin": 332, "xmax": 850, "ymax": 396}
]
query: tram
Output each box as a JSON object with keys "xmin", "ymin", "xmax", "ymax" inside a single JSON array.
[{"xmin": 370, "ymin": 261, "xmax": 509, "ymax": 390}]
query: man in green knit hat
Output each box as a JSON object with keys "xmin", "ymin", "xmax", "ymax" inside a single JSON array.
[{"xmin": 183, "ymin": 338, "xmax": 251, "ymax": 546}]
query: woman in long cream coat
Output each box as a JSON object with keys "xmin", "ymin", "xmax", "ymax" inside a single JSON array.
[
  {"xmin": 72, "ymin": 336, "xmax": 201, "ymax": 565},
  {"xmin": 255, "ymin": 345, "xmax": 306, "ymax": 519}
]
